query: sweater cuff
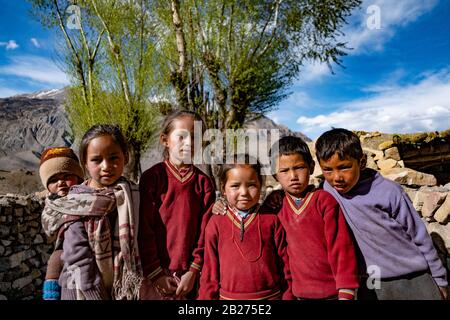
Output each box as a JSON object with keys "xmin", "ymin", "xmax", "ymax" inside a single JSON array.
[
  {"xmin": 146, "ymin": 266, "xmax": 164, "ymax": 281},
  {"xmin": 189, "ymin": 261, "xmax": 201, "ymax": 273},
  {"xmin": 338, "ymin": 289, "xmax": 356, "ymax": 300},
  {"xmin": 434, "ymin": 276, "xmax": 448, "ymax": 288},
  {"xmin": 43, "ymin": 280, "xmax": 61, "ymax": 300}
]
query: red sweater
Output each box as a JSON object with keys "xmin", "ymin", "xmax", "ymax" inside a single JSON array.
[
  {"xmin": 138, "ymin": 161, "xmax": 215, "ymax": 278},
  {"xmin": 198, "ymin": 205, "xmax": 293, "ymax": 300},
  {"xmin": 277, "ymin": 188, "xmax": 359, "ymax": 299}
]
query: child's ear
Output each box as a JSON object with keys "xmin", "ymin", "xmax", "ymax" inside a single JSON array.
[
  {"xmin": 160, "ymin": 133, "xmax": 169, "ymax": 147},
  {"xmin": 309, "ymin": 160, "xmax": 315, "ymax": 175},
  {"xmin": 360, "ymin": 154, "xmax": 367, "ymax": 170}
]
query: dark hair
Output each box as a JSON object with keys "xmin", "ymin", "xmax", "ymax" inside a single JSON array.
[
  {"xmin": 79, "ymin": 124, "xmax": 129, "ymax": 173},
  {"xmin": 315, "ymin": 128, "xmax": 363, "ymax": 162},
  {"xmin": 269, "ymin": 136, "xmax": 314, "ymax": 173},
  {"xmin": 160, "ymin": 109, "xmax": 205, "ymax": 159},
  {"xmin": 219, "ymin": 154, "xmax": 263, "ymax": 191}
]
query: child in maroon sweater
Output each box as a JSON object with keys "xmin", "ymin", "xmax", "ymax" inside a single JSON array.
[
  {"xmin": 139, "ymin": 110, "xmax": 215, "ymax": 299},
  {"xmin": 270, "ymin": 136, "xmax": 359, "ymax": 299},
  {"xmin": 198, "ymin": 154, "xmax": 292, "ymax": 300}
]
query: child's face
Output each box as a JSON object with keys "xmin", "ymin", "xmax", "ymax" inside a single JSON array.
[
  {"xmin": 222, "ymin": 165, "xmax": 261, "ymax": 211},
  {"xmin": 275, "ymin": 153, "xmax": 314, "ymax": 198},
  {"xmin": 85, "ymin": 135, "xmax": 126, "ymax": 189},
  {"xmin": 319, "ymin": 152, "xmax": 364, "ymax": 194},
  {"xmin": 47, "ymin": 173, "xmax": 79, "ymax": 196},
  {"xmin": 162, "ymin": 116, "xmax": 195, "ymax": 166}
]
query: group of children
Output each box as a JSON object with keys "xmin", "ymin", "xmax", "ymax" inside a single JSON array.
[{"xmin": 38, "ymin": 109, "xmax": 448, "ymax": 300}]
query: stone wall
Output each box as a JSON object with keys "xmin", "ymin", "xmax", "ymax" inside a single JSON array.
[{"xmin": 0, "ymin": 194, "xmax": 52, "ymax": 300}]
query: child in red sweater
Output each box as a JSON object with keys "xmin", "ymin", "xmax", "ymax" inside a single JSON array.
[
  {"xmin": 198, "ymin": 154, "xmax": 292, "ymax": 300},
  {"xmin": 139, "ymin": 110, "xmax": 215, "ymax": 299},
  {"xmin": 270, "ymin": 136, "xmax": 359, "ymax": 299}
]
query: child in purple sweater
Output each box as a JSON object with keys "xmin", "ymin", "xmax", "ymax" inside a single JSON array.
[{"xmin": 315, "ymin": 128, "xmax": 448, "ymax": 300}]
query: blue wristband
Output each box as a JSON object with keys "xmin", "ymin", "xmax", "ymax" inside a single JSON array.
[{"xmin": 43, "ymin": 280, "xmax": 61, "ymax": 300}]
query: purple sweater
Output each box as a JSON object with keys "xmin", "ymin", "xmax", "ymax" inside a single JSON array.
[{"xmin": 323, "ymin": 169, "xmax": 447, "ymax": 287}]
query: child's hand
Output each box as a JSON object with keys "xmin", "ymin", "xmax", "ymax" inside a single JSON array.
[
  {"xmin": 212, "ymin": 198, "xmax": 227, "ymax": 216},
  {"xmin": 439, "ymin": 286, "xmax": 448, "ymax": 300},
  {"xmin": 264, "ymin": 189, "xmax": 284, "ymax": 210},
  {"xmin": 154, "ymin": 274, "xmax": 178, "ymax": 296},
  {"xmin": 175, "ymin": 271, "xmax": 197, "ymax": 297}
]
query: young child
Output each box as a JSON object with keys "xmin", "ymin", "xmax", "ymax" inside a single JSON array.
[
  {"xmin": 39, "ymin": 147, "xmax": 84, "ymax": 300},
  {"xmin": 42, "ymin": 124, "xmax": 143, "ymax": 300},
  {"xmin": 273, "ymin": 136, "xmax": 359, "ymax": 299},
  {"xmin": 138, "ymin": 110, "xmax": 215, "ymax": 299},
  {"xmin": 198, "ymin": 154, "xmax": 292, "ymax": 300},
  {"xmin": 315, "ymin": 128, "xmax": 448, "ymax": 300}
]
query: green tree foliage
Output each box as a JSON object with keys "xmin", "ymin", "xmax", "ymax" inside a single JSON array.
[
  {"xmin": 29, "ymin": 0, "xmax": 361, "ymax": 180},
  {"xmin": 28, "ymin": 0, "xmax": 159, "ymax": 181}
]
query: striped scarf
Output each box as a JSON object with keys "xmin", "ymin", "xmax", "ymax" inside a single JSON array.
[{"xmin": 41, "ymin": 178, "xmax": 143, "ymax": 300}]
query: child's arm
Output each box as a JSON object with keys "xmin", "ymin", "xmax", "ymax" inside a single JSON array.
[
  {"xmin": 322, "ymin": 194, "xmax": 359, "ymax": 300},
  {"xmin": 197, "ymin": 219, "xmax": 220, "ymax": 300},
  {"xmin": 188, "ymin": 179, "xmax": 216, "ymax": 276},
  {"xmin": 60, "ymin": 221, "xmax": 107, "ymax": 300},
  {"xmin": 43, "ymin": 250, "xmax": 63, "ymax": 300},
  {"xmin": 273, "ymin": 219, "xmax": 294, "ymax": 300},
  {"xmin": 393, "ymin": 190, "xmax": 448, "ymax": 290},
  {"xmin": 138, "ymin": 177, "xmax": 169, "ymax": 285}
]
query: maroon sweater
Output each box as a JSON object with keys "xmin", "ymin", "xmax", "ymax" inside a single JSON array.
[
  {"xmin": 198, "ymin": 205, "xmax": 293, "ymax": 300},
  {"xmin": 277, "ymin": 188, "xmax": 359, "ymax": 299},
  {"xmin": 138, "ymin": 161, "xmax": 215, "ymax": 279}
]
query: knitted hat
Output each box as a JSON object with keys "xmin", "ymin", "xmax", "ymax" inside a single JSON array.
[{"xmin": 39, "ymin": 147, "xmax": 84, "ymax": 189}]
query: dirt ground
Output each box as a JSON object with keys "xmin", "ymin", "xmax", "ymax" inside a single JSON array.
[{"xmin": 0, "ymin": 169, "xmax": 45, "ymax": 195}]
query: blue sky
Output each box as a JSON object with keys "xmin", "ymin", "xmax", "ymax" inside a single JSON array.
[{"xmin": 1, "ymin": 1, "xmax": 449, "ymax": 139}]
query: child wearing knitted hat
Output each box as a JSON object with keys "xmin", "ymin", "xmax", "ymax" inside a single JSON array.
[{"xmin": 39, "ymin": 147, "xmax": 84, "ymax": 300}]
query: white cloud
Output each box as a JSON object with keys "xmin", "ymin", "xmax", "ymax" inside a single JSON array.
[
  {"xmin": 299, "ymin": 62, "xmax": 332, "ymax": 84},
  {"xmin": 343, "ymin": 0, "xmax": 439, "ymax": 54},
  {"xmin": 0, "ymin": 55, "xmax": 70, "ymax": 86},
  {"xmin": 30, "ymin": 38, "xmax": 41, "ymax": 48},
  {"xmin": 296, "ymin": 69, "xmax": 450, "ymax": 139},
  {"xmin": 0, "ymin": 40, "xmax": 19, "ymax": 50}
]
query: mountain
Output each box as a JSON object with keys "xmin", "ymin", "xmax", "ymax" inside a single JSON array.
[{"xmin": 0, "ymin": 89, "xmax": 311, "ymax": 193}]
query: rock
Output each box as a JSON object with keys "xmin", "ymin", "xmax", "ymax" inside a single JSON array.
[
  {"xmin": 378, "ymin": 140, "xmax": 395, "ymax": 151},
  {"xmin": 0, "ymin": 225, "xmax": 9, "ymax": 237},
  {"xmin": 8, "ymin": 250, "xmax": 36, "ymax": 268},
  {"xmin": 0, "ymin": 245, "xmax": 4, "ymax": 256},
  {"xmin": 425, "ymin": 221, "xmax": 450, "ymax": 253},
  {"xmin": 434, "ymin": 193, "xmax": 450, "ymax": 224},
  {"xmin": 363, "ymin": 148, "xmax": 384, "ymax": 161},
  {"xmin": 381, "ymin": 168, "xmax": 437, "ymax": 187},
  {"xmin": 14, "ymin": 207, "xmax": 24, "ymax": 217},
  {"xmin": 384, "ymin": 147, "xmax": 401, "ymax": 161},
  {"xmin": 33, "ymin": 235, "xmax": 44, "ymax": 244},
  {"xmin": 29, "ymin": 221, "xmax": 40, "ymax": 228},
  {"xmin": 413, "ymin": 191, "xmax": 426, "ymax": 213},
  {"xmin": 421, "ymin": 191, "xmax": 447, "ymax": 218},
  {"xmin": 403, "ymin": 187, "xmax": 418, "ymax": 203},
  {"xmin": 12, "ymin": 275, "xmax": 32, "ymax": 289},
  {"xmin": 0, "ymin": 295, "xmax": 7, "ymax": 300},
  {"xmin": 0, "ymin": 282, "xmax": 11, "ymax": 291},
  {"xmin": 377, "ymin": 159, "xmax": 398, "ymax": 171},
  {"xmin": 397, "ymin": 160, "xmax": 405, "ymax": 168},
  {"xmin": 365, "ymin": 155, "xmax": 378, "ymax": 170},
  {"xmin": 1, "ymin": 240, "xmax": 12, "ymax": 246}
]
